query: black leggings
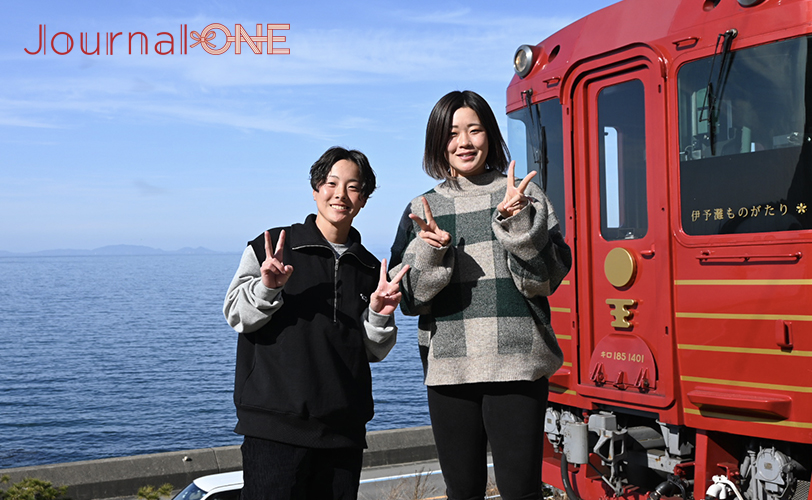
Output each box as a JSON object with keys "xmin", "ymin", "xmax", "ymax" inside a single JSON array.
[{"xmin": 427, "ymin": 378, "xmax": 549, "ymax": 500}]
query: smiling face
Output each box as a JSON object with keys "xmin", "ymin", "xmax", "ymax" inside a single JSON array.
[
  {"xmin": 446, "ymin": 106, "xmax": 489, "ymax": 178},
  {"xmin": 313, "ymin": 159, "xmax": 368, "ymax": 243}
]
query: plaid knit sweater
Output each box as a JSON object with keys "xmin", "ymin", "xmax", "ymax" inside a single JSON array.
[{"xmin": 389, "ymin": 169, "xmax": 572, "ymax": 386}]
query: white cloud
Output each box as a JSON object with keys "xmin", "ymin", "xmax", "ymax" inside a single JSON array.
[
  {"xmin": 0, "ymin": 113, "xmax": 60, "ymax": 129},
  {"xmin": 1, "ymin": 3, "xmax": 585, "ymax": 141}
]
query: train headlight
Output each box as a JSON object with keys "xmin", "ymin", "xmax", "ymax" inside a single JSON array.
[{"xmin": 514, "ymin": 45, "xmax": 534, "ymax": 78}]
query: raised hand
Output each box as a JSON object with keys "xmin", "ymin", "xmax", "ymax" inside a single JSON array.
[
  {"xmin": 408, "ymin": 196, "xmax": 451, "ymax": 248},
  {"xmin": 497, "ymin": 161, "xmax": 538, "ymax": 218},
  {"xmin": 370, "ymin": 259, "xmax": 410, "ymax": 315},
  {"xmin": 260, "ymin": 230, "xmax": 294, "ymax": 289}
]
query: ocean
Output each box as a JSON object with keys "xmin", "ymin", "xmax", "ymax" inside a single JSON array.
[{"xmin": 0, "ymin": 254, "xmax": 429, "ymax": 469}]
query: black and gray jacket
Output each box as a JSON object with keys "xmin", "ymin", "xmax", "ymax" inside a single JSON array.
[{"xmin": 224, "ymin": 214, "xmax": 396, "ymax": 449}]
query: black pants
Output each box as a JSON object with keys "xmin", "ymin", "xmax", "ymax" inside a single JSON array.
[
  {"xmin": 427, "ymin": 378, "xmax": 549, "ymax": 500},
  {"xmin": 240, "ymin": 436, "xmax": 363, "ymax": 500}
]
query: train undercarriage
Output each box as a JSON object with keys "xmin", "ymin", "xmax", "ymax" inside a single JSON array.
[{"xmin": 544, "ymin": 405, "xmax": 811, "ymax": 500}]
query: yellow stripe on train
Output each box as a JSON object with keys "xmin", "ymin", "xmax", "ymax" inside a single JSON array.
[
  {"xmin": 676, "ymin": 312, "xmax": 812, "ymax": 322},
  {"xmin": 681, "ymin": 376, "xmax": 812, "ymax": 393},
  {"xmin": 678, "ymin": 344, "xmax": 812, "ymax": 357}
]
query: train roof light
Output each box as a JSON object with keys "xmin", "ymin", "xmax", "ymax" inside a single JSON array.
[{"xmin": 514, "ymin": 45, "xmax": 534, "ymax": 78}]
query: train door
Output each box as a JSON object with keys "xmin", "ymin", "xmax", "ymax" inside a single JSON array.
[{"xmin": 570, "ymin": 49, "xmax": 676, "ymax": 409}]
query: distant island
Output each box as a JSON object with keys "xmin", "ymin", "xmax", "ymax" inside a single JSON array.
[{"xmin": 0, "ymin": 245, "xmax": 229, "ymax": 257}]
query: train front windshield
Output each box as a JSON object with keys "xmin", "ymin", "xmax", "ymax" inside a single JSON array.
[
  {"xmin": 507, "ymin": 98, "xmax": 566, "ymax": 236},
  {"xmin": 678, "ymin": 36, "xmax": 812, "ymax": 236}
]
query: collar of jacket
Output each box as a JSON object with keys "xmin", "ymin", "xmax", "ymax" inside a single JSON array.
[{"xmin": 288, "ymin": 214, "xmax": 378, "ymax": 270}]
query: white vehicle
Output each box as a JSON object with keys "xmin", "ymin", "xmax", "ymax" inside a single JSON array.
[{"xmin": 172, "ymin": 471, "xmax": 243, "ymax": 500}]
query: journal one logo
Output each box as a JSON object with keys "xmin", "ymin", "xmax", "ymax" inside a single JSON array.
[{"xmin": 24, "ymin": 24, "xmax": 290, "ymax": 56}]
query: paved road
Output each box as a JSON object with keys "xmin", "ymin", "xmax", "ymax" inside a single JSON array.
[{"xmin": 358, "ymin": 458, "xmax": 499, "ymax": 500}]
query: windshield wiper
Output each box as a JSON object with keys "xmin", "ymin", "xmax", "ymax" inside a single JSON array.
[
  {"xmin": 700, "ymin": 28, "xmax": 738, "ymax": 156},
  {"xmin": 521, "ymin": 89, "xmax": 549, "ymax": 191}
]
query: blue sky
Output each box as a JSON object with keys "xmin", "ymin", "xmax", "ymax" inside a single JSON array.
[{"xmin": 1, "ymin": 0, "xmax": 616, "ymax": 256}]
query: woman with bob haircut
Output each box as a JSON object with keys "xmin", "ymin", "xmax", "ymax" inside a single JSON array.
[{"xmin": 389, "ymin": 90, "xmax": 572, "ymax": 500}]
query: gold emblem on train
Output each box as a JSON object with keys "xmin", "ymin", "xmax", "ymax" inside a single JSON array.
[{"xmin": 606, "ymin": 299, "xmax": 637, "ymax": 328}]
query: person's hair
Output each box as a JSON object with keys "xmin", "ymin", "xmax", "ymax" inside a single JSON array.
[
  {"xmin": 309, "ymin": 146, "xmax": 377, "ymax": 198},
  {"xmin": 423, "ymin": 90, "xmax": 510, "ymax": 180}
]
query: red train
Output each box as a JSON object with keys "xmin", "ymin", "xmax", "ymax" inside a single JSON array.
[{"xmin": 505, "ymin": 0, "xmax": 812, "ymax": 499}]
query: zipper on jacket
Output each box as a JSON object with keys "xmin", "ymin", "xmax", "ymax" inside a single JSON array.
[
  {"xmin": 333, "ymin": 257, "xmax": 340, "ymax": 323},
  {"xmin": 292, "ymin": 242, "xmax": 375, "ymax": 324}
]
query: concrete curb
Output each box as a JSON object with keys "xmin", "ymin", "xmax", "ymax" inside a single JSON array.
[
  {"xmin": 363, "ymin": 425, "xmax": 436, "ymax": 468},
  {"xmin": 0, "ymin": 426, "xmax": 436, "ymax": 500}
]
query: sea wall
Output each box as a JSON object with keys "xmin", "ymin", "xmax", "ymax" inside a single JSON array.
[{"xmin": 0, "ymin": 426, "xmax": 437, "ymax": 500}]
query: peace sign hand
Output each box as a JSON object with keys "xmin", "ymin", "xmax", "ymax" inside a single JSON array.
[
  {"xmin": 497, "ymin": 161, "xmax": 538, "ymax": 218},
  {"xmin": 408, "ymin": 196, "xmax": 451, "ymax": 248},
  {"xmin": 260, "ymin": 230, "xmax": 294, "ymax": 289},
  {"xmin": 370, "ymin": 259, "xmax": 410, "ymax": 316}
]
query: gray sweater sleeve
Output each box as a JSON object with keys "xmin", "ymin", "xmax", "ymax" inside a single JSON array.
[
  {"xmin": 390, "ymin": 236, "xmax": 455, "ymax": 316},
  {"xmin": 492, "ymin": 182, "xmax": 571, "ymax": 298},
  {"xmin": 389, "ymin": 198, "xmax": 455, "ymax": 316},
  {"xmin": 364, "ymin": 309, "xmax": 398, "ymax": 362},
  {"xmin": 223, "ymin": 246, "xmax": 284, "ymax": 334}
]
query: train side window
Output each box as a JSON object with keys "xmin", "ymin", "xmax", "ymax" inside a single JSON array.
[
  {"xmin": 598, "ymin": 79, "xmax": 648, "ymax": 241},
  {"xmin": 677, "ymin": 36, "xmax": 812, "ymax": 235},
  {"xmin": 507, "ymin": 98, "xmax": 566, "ymax": 236},
  {"xmin": 604, "ymin": 126, "xmax": 621, "ymax": 228}
]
